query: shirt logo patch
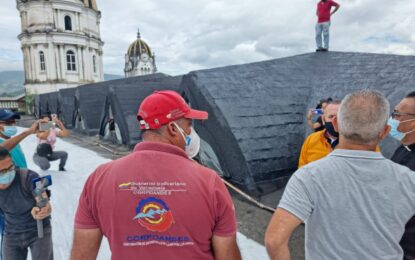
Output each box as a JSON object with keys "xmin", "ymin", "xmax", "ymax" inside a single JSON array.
[
  {"xmin": 133, "ymin": 197, "xmax": 174, "ymax": 232},
  {"xmin": 118, "ymin": 182, "xmax": 133, "ymax": 190}
]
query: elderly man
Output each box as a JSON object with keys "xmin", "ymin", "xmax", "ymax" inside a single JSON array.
[
  {"xmin": 299, "ymin": 100, "xmax": 341, "ymax": 167},
  {"xmin": 71, "ymin": 91, "xmax": 241, "ymax": 260},
  {"xmin": 265, "ymin": 90, "xmax": 415, "ymax": 260},
  {"xmin": 389, "ymin": 91, "xmax": 415, "ymax": 260}
]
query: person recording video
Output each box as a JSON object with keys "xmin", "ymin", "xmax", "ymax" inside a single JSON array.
[{"xmin": 33, "ymin": 114, "xmax": 69, "ymax": 171}]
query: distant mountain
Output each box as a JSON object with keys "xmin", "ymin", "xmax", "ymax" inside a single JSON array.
[
  {"xmin": 0, "ymin": 71, "xmax": 123, "ymax": 96},
  {"xmin": 0, "ymin": 71, "xmax": 25, "ymax": 97},
  {"xmin": 104, "ymin": 74, "xmax": 123, "ymax": 81}
]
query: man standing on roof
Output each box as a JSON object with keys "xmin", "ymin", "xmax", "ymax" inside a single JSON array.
[
  {"xmin": 316, "ymin": 0, "xmax": 340, "ymax": 52},
  {"xmin": 71, "ymin": 90, "xmax": 241, "ymax": 260}
]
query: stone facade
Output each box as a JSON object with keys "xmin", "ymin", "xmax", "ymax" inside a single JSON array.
[{"xmin": 17, "ymin": 0, "xmax": 104, "ymax": 94}]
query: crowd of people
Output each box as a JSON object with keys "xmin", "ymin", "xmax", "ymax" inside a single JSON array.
[
  {"xmin": 0, "ymin": 89, "xmax": 412, "ymax": 260},
  {"xmin": 266, "ymin": 90, "xmax": 415, "ymax": 260}
]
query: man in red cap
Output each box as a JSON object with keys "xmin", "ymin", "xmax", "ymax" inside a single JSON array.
[{"xmin": 71, "ymin": 90, "xmax": 241, "ymax": 260}]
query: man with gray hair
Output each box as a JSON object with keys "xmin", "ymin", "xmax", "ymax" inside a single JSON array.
[{"xmin": 265, "ymin": 89, "xmax": 415, "ymax": 260}]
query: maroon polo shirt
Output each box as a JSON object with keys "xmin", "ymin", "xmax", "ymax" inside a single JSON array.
[
  {"xmin": 317, "ymin": 0, "xmax": 339, "ymax": 23},
  {"xmin": 75, "ymin": 141, "xmax": 237, "ymax": 260}
]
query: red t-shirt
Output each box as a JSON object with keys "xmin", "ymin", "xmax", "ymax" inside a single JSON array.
[
  {"xmin": 317, "ymin": 0, "xmax": 339, "ymax": 23},
  {"xmin": 75, "ymin": 142, "xmax": 237, "ymax": 260}
]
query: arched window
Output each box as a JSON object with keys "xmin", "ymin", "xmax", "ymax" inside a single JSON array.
[
  {"xmin": 92, "ymin": 55, "xmax": 97, "ymax": 73},
  {"xmin": 66, "ymin": 50, "xmax": 76, "ymax": 71},
  {"xmin": 64, "ymin": 15, "xmax": 72, "ymax": 31},
  {"xmin": 39, "ymin": 51, "xmax": 46, "ymax": 71}
]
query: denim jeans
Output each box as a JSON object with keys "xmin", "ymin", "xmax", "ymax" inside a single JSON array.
[
  {"xmin": 2, "ymin": 226, "xmax": 53, "ymax": 260},
  {"xmin": 33, "ymin": 151, "xmax": 68, "ymax": 170},
  {"xmin": 315, "ymin": 22, "xmax": 331, "ymax": 49}
]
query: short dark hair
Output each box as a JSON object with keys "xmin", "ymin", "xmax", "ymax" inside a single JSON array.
[
  {"xmin": 406, "ymin": 91, "xmax": 415, "ymax": 99},
  {"xmin": 0, "ymin": 147, "xmax": 10, "ymax": 161},
  {"xmin": 40, "ymin": 114, "xmax": 51, "ymax": 120}
]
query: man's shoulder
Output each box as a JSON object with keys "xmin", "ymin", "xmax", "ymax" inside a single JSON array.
[
  {"xmin": 329, "ymin": 0, "xmax": 340, "ymax": 6},
  {"xmin": 304, "ymin": 130, "xmax": 326, "ymax": 145},
  {"xmin": 17, "ymin": 168, "xmax": 39, "ymax": 179}
]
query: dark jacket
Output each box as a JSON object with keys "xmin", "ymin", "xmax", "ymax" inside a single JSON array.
[
  {"xmin": 0, "ymin": 169, "xmax": 50, "ymax": 234},
  {"xmin": 391, "ymin": 144, "xmax": 415, "ymax": 257}
]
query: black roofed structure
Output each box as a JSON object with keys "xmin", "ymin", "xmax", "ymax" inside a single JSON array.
[
  {"xmin": 34, "ymin": 95, "xmax": 41, "ymax": 118},
  {"xmin": 99, "ymin": 76, "xmax": 183, "ymax": 148},
  {"xmin": 58, "ymin": 88, "xmax": 76, "ymax": 128},
  {"xmin": 31, "ymin": 52, "xmax": 415, "ymax": 196},
  {"xmin": 182, "ymin": 52, "xmax": 415, "ymax": 194},
  {"xmin": 74, "ymin": 73, "xmax": 170, "ymax": 135},
  {"xmin": 38, "ymin": 92, "xmax": 59, "ymax": 117}
]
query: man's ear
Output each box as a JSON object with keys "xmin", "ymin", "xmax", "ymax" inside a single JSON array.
[
  {"xmin": 332, "ymin": 116, "xmax": 339, "ymax": 132},
  {"xmin": 379, "ymin": 124, "xmax": 391, "ymax": 141},
  {"xmin": 166, "ymin": 122, "xmax": 179, "ymax": 138}
]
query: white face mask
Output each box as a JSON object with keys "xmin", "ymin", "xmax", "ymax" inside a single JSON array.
[{"xmin": 173, "ymin": 123, "xmax": 201, "ymax": 159}]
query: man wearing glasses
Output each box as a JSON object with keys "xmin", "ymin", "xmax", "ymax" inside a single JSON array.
[
  {"xmin": 0, "ymin": 147, "xmax": 53, "ymax": 260},
  {"xmin": 389, "ymin": 91, "xmax": 415, "ymax": 260}
]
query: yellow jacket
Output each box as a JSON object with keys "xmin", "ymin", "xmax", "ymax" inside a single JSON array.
[
  {"xmin": 298, "ymin": 130, "xmax": 332, "ymax": 168},
  {"xmin": 298, "ymin": 130, "xmax": 381, "ymax": 168}
]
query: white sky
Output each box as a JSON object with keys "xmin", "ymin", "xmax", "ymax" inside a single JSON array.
[{"xmin": 1, "ymin": 0, "xmax": 415, "ymax": 76}]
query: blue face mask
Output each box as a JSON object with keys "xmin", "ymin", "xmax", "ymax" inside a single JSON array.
[
  {"xmin": 1, "ymin": 126, "xmax": 17, "ymax": 137},
  {"xmin": 388, "ymin": 117, "xmax": 415, "ymax": 142},
  {"xmin": 0, "ymin": 170, "xmax": 16, "ymax": 185}
]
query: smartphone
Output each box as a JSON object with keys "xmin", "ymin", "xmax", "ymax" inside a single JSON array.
[
  {"xmin": 311, "ymin": 109, "xmax": 324, "ymax": 115},
  {"xmin": 39, "ymin": 122, "xmax": 54, "ymax": 132}
]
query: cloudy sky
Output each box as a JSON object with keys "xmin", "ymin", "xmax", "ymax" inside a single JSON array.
[{"xmin": 1, "ymin": 0, "xmax": 414, "ymax": 76}]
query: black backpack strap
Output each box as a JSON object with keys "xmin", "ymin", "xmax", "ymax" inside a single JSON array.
[{"xmin": 17, "ymin": 168, "xmax": 34, "ymax": 199}]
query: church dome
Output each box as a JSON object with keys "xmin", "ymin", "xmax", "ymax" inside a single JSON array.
[
  {"xmin": 127, "ymin": 30, "xmax": 153, "ymax": 58},
  {"xmin": 82, "ymin": 0, "xmax": 98, "ymax": 11}
]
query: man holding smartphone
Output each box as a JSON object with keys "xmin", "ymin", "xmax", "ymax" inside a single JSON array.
[
  {"xmin": 0, "ymin": 109, "xmax": 27, "ymax": 168},
  {"xmin": 33, "ymin": 115, "xmax": 70, "ymax": 171},
  {"xmin": 299, "ymin": 100, "xmax": 341, "ymax": 167}
]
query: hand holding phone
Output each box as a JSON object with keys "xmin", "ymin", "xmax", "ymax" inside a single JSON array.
[
  {"xmin": 39, "ymin": 122, "xmax": 54, "ymax": 132},
  {"xmin": 311, "ymin": 109, "xmax": 324, "ymax": 115}
]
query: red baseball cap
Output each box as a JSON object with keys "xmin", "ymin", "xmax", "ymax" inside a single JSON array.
[{"xmin": 137, "ymin": 90, "xmax": 208, "ymax": 130}]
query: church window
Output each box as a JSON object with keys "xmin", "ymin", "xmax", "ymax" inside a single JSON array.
[
  {"xmin": 88, "ymin": 0, "xmax": 93, "ymax": 8},
  {"xmin": 39, "ymin": 51, "xmax": 46, "ymax": 71},
  {"xmin": 64, "ymin": 16, "xmax": 72, "ymax": 31},
  {"xmin": 66, "ymin": 50, "xmax": 76, "ymax": 71},
  {"xmin": 93, "ymin": 55, "xmax": 97, "ymax": 73}
]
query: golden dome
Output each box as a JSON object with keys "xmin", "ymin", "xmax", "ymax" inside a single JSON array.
[
  {"xmin": 82, "ymin": 0, "xmax": 98, "ymax": 11},
  {"xmin": 127, "ymin": 30, "xmax": 153, "ymax": 58}
]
